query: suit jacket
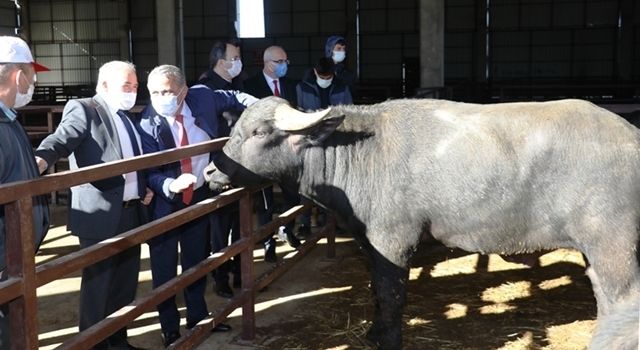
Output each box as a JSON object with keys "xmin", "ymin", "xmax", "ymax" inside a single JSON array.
[
  {"xmin": 243, "ymin": 72, "xmax": 298, "ymax": 107},
  {"xmin": 136, "ymin": 86, "xmax": 247, "ymax": 219},
  {"xmin": 35, "ymin": 95, "xmax": 147, "ymax": 240},
  {"xmin": 196, "ymin": 70, "xmax": 244, "ymax": 137}
]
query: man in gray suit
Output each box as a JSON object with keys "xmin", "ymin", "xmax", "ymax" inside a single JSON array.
[{"xmin": 35, "ymin": 61, "xmax": 152, "ymax": 350}]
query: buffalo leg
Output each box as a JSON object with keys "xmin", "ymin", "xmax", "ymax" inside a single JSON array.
[
  {"xmin": 366, "ymin": 249, "xmax": 409, "ymax": 349},
  {"xmin": 583, "ymin": 237, "xmax": 640, "ymax": 318}
]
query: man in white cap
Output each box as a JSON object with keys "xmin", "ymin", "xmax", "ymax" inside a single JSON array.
[{"xmin": 0, "ymin": 35, "xmax": 50, "ymax": 348}]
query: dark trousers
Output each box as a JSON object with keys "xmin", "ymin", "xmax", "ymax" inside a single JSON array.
[
  {"xmin": 78, "ymin": 203, "xmax": 143, "ymax": 350},
  {"xmin": 148, "ymin": 189, "xmax": 210, "ymax": 334},
  {"xmin": 210, "ymin": 204, "xmax": 240, "ymax": 285},
  {"xmin": 257, "ymin": 185, "xmax": 303, "ymax": 232}
]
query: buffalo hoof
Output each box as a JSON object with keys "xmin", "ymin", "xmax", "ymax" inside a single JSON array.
[{"xmin": 366, "ymin": 325, "xmax": 401, "ymax": 350}]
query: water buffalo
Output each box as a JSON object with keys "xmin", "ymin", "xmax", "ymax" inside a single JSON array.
[{"xmin": 204, "ymin": 96, "xmax": 640, "ymax": 349}]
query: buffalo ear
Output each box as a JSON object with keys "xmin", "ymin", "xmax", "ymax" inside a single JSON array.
[{"xmin": 304, "ymin": 113, "xmax": 345, "ymax": 145}]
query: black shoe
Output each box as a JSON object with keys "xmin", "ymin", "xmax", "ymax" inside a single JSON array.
[
  {"xmin": 212, "ymin": 323, "xmax": 232, "ymax": 332},
  {"xmin": 162, "ymin": 331, "xmax": 181, "ymax": 348},
  {"xmin": 297, "ymin": 225, "xmax": 311, "ymax": 239},
  {"xmin": 216, "ymin": 283, "xmax": 234, "ymax": 298},
  {"xmin": 285, "ymin": 231, "xmax": 301, "ymax": 248},
  {"xmin": 264, "ymin": 240, "xmax": 277, "ymax": 263}
]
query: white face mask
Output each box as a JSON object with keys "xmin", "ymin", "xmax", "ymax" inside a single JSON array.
[
  {"xmin": 316, "ymin": 76, "xmax": 333, "ymax": 89},
  {"xmin": 14, "ymin": 71, "xmax": 35, "ymax": 108},
  {"xmin": 332, "ymin": 50, "xmax": 346, "ymax": 63},
  {"xmin": 227, "ymin": 60, "xmax": 243, "ymax": 79},
  {"xmin": 107, "ymin": 90, "xmax": 137, "ymax": 111},
  {"xmin": 151, "ymin": 94, "xmax": 180, "ymax": 117}
]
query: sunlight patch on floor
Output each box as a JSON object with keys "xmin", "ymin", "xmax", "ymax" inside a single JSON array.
[
  {"xmin": 409, "ymin": 267, "xmax": 423, "ymax": 281},
  {"xmin": 538, "ymin": 275, "xmax": 573, "ymax": 290},
  {"xmin": 539, "ymin": 249, "xmax": 586, "ymax": 267},
  {"xmin": 479, "ymin": 303, "xmax": 517, "ymax": 314},
  {"xmin": 544, "ymin": 320, "xmax": 595, "ymax": 350},
  {"xmin": 325, "ymin": 345, "xmax": 350, "ymax": 350},
  {"xmin": 406, "ymin": 317, "xmax": 431, "ymax": 326},
  {"xmin": 430, "ymin": 253, "xmax": 478, "ymax": 277},
  {"xmin": 482, "ymin": 281, "xmax": 531, "ymax": 304},
  {"xmin": 39, "ymin": 308, "xmax": 166, "ymax": 350},
  {"xmin": 444, "ymin": 303, "xmax": 468, "ymax": 319},
  {"xmin": 497, "ymin": 331, "xmax": 534, "ymax": 350},
  {"xmin": 229, "ymin": 286, "xmax": 353, "ymax": 316},
  {"xmin": 487, "ymin": 254, "xmax": 533, "ymax": 272}
]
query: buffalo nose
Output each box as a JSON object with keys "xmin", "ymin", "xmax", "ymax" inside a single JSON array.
[{"xmin": 203, "ymin": 164, "xmax": 217, "ymax": 182}]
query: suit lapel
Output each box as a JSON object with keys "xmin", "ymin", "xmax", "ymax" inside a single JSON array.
[
  {"xmin": 93, "ymin": 95, "xmax": 124, "ymax": 158},
  {"xmin": 154, "ymin": 115, "xmax": 177, "ymax": 150}
]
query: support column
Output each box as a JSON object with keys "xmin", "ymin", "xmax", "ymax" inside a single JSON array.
[
  {"xmin": 419, "ymin": 0, "xmax": 445, "ymax": 88},
  {"xmin": 155, "ymin": 0, "xmax": 179, "ymax": 66},
  {"xmin": 616, "ymin": 0, "xmax": 634, "ymax": 80}
]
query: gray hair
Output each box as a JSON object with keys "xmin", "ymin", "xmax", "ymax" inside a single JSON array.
[
  {"xmin": 0, "ymin": 63, "xmax": 30, "ymax": 84},
  {"xmin": 96, "ymin": 60, "xmax": 136, "ymax": 93},
  {"xmin": 147, "ymin": 64, "xmax": 186, "ymax": 87}
]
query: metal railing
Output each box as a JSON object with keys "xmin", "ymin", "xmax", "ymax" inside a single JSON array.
[{"xmin": 0, "ymin": 137, "xmax": 335, "ymax": 349}]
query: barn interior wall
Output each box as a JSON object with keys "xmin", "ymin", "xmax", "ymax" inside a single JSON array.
[
  {"xmin": 8, "ymin": 0, "xmax": 640, "ymax": 103},
  {"xmin": 0, "ymin": 2, "xmax": 17, "ymax": 35}
]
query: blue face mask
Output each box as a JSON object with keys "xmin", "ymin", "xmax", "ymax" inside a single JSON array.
[{"xmin": 274, "ymin": 63, "xmax": 288, "ymax": 78}]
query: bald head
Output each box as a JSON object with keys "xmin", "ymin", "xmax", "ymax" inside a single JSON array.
[{"xmin": 262, "ymin": 46, "xmax": 288, "ymax": 79}]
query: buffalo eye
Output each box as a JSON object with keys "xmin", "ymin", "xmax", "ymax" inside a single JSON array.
[{"xmin": 252, "ymin": 128, "xmax": 268, "ymax": 138}]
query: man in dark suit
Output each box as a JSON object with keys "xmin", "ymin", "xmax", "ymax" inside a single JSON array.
[
  {"xmin": 137, "ymin": 64, "xmax": 256, "ymax": 347},
  {"xmin": 197, "ymin": 39, "xmax": 245, "ymax": 299},
  {"xmin": 35, "ymin": 60, "xmax": 152, "ymax": 350},
  {"xmin": 244, "ymin": 45, "xmax": 301, "ymax": 261},
  {"xmin": 243, "ymin": 45, "xmax": 297, "ymax": 106}
]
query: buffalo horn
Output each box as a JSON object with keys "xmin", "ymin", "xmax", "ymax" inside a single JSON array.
[{"xmin": 274, "ymin": 104, "xmax": 332, "ymax": 131}]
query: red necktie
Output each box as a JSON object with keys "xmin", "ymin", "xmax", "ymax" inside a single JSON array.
[
  {"xmin": 175, "ymin": 114, "xmax": 193, "ymax": 205},
  {"xmin": 273, "ymin": 79, "xmax": 280, "ymax": 97}
]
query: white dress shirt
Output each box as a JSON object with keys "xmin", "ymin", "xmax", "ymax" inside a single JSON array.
[
  {"xmin": 162, "ymin": 103, "xmax": 211, "ymax": 190},
  {"xmin": 104, "ymin": 101, "xmax": 143, "ymax": 201},
  {"xmin": 263, "ymin": 71, "xmax": 279, "ymax": 96}
]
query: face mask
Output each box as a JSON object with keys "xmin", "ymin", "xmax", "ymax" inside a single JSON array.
[
  {"xmin": 108, "ymin": 90, "xmax": 137, "ymax": 111},
  {"xmin": 227, "ymin": 60, "xmax": 243, "ymax": 79},
  {"xmin": 332, "ymin": 51, "xmax": 346, "ymax": 63},
  {"xmin": 274, "ymin": 63, "xmax": 288, "ymax": 78},
  {"xmin": 14, "ymin": 71, "xmax": 35, "ymax": 108},
  {"xmin": 316, "ymin": 76, "xmax": 333, "ymax": 89},
  {"xmin": 151, "ymin": 94, "xmax": 180, "ymax": 117}
]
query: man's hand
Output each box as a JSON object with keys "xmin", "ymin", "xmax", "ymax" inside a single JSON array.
[
  {"xmin": 141, "ymin": 187, "xmax": 154, "ymax": 205},
  {"xmin": 169, "ymin": 173, "xmax": 197, "ymax": 193},
  {"xmin": 35, "ymin": 156, "xmax": 48, "ymax": 174}
]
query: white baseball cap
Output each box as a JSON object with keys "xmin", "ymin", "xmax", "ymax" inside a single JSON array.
[{"xmin": 0, "ymin": 36, "xmax": 49, "ymax": 72}]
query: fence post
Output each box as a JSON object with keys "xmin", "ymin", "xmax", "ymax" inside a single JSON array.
[
  {"xmin": 5, "ymin": 197, "xmax": 38, "ymax": 350},
  {"xmin": 239, "ymin": 192, "xmax": 255, "ymax": 340}
]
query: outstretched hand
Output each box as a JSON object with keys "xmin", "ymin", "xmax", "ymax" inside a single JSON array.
[{"xmin": 169, "ymin": 173, "xmax": 197, "ymax": 193}]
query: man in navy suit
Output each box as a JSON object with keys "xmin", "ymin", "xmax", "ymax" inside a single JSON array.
[
  {"xmin": 137, "ymin": 64, "xmax": 256, "ymax": 347},
  {"xmin": 244, "ymin": 45, "xmax": 301, "ymax": 260}
]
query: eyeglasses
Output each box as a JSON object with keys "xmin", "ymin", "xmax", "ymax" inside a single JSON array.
[
  {"xmin": 226, "ymin": 57, "xmax": 241, "ymax": 62},
  {"xmin": 271, "ymin": 59, "xmax": 290, "ymax": 65}
]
